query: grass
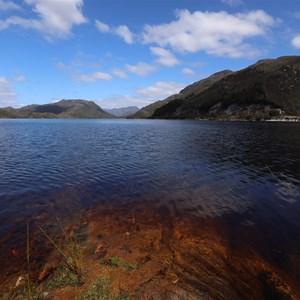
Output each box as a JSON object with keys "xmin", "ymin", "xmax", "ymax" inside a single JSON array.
[
  {"xmin": 44, "ymin": 264, "xmax": 84, "ymax": 291},
  {"xmin": 123, "ymin": 263, "xmax": 137, "ymax": 271},
  {"xmin": 79, "ymin": 276, "xmax": 130, "ymax": 300},
  {"xmin": 99, "ymin": 256, "xmax": 123, "ymax": 269},
  {"xmin": 2, "ymin": 220, "xmax": 138, "ymax": 299},
  {"xmin": 100, "ymin": 256, "xmax": 138, "ymax": 272},
  {"xmin": 0, "ymin": 281, "xmax": 45, "ymax": 300},
  {"xmin": 38, "ymin": 218, "xmax": 84, "ymax": 281},
  {"xmin": 74, "ymin": 225, "xmax": 88, "ymax": 243}
]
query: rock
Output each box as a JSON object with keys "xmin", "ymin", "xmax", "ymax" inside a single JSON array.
[{"xmin": 259, "ymin": 271, "xmax": 297, "ymax": 300}]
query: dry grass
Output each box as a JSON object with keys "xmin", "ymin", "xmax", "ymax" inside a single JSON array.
[{"xmin": 38, "ymin": 218, "xmax": 84, "ymax": 282}]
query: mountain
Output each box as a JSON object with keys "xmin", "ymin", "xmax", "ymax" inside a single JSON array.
[
  {"xmin": 0, "ymin": 99, "xmax": 114, "ymax": 119},
  {"xmin": 128, "ymin": 94, "xmax": 181, "ymax": 119},
  {"xmin": 152, "ymin": 56, "xmax": 300, "ymax": 120},
  {"xmin": 104, "ymin": 106, "xmax": 139, "ymax": 117},
  {"xmin": 128, "ymin": 70, "xmax": 233, "ymax": 119}
]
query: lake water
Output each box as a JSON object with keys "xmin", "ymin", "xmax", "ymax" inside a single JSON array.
[{"xmin": 0, "ymin": 119, "xmax": 300, "ymax": 288}]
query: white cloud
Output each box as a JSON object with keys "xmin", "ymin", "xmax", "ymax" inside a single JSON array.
[
  {"xmin": 115, "ymin": 25, "xmax": 134, "ymax": 44},
  {"xmin": 125, "ymin": 62, "xmax": 156, "ymax": 77},
  {"xmin": 112, "ymin": 68, "xmax": 128, "ymax": 79},
  {"xmin": 56, "ymin": 58, "xmax": 111, "ymax": 83},
  {"xmin": 142, "ymin": 9, "xmax": 277, "ymax": 58},
  {"xmin": 0, "ymin": 0, "xmax": 21, "ymax": 11},
  {"xmin": 0, "ymin": 0, "xmax": 87, "ymax": 40},
  {"xmin": 181, "ymin": 68, "xmax": 196, "ymax": 76},
  {"xmin": 0, "ymin": 76, "xmax": 16, "ymax": 107},
  {"xmin": 78, "ymin": 72, "xmax": 113, "ymax": 82},
  {"xmin": 95, "ymin": 20, "xmax": 134, "ymax": 44},
  {"xmin": 135, "ymin": 81, "xmax": 185, "ymax": 99},
  {"xmin": 221, "ymin": 0, "xmax": 244, "ymax": 7},
  {"xmin": 291, "ymin": 35, "xmax": 300, "ymax": 49},
  {"xmin": 95, "ymin": 20, "xmax": 110, "ymax": 33},
  {"xmin": 97, "ymin": 81, "xmax": 185, "ymax": 109},
  {"xmin": 150, "ymin": 47, "xmax": 180, "ymax": 67}
]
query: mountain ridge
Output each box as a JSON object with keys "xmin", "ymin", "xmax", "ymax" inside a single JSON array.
[
  {"xmin": 0, "ymin": 99, "xmax": 114, "ymax": 119},
  {"xmin": 150, "ymin": 56, "xmax": 300, "ymax": 120},
  {"xmin": 129, "ymin": 70, "xmax": 233, "ymax": 119}
]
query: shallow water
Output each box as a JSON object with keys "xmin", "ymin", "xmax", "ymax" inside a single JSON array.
[
  {"xmin": 1, "ymin": 119, "xmax": 299, "ymax": 219},
  {"xmin": 0, "ymin": 119, "xmax": 300, "ymax": 274}
]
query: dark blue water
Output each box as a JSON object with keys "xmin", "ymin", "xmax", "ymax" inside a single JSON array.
[{"xmin": 0, "ymin": 119, "xmax": 300, "ymax": 236}]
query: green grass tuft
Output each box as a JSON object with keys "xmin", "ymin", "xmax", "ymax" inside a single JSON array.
[
  {"xmin": 99, "ymin": 256, "xmax": 123, "ymax": 269},
  {"xmin": 123, "ymin": 263, "xmax": 137, "ymax": 271},
  {"xmin": 79, "ymin": 276, "xmax": 130, "ymax": 300},
  {"xmin": 44, "ymin": 264, "xmax": 84, "ymax": 291},
  {"xmin": 100, "ymin": 256, "xmax": 138, "ymax": 272}
]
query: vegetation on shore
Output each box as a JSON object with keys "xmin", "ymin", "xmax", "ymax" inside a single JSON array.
[
  {"xmin": 0, "ymin": 201, "xmax": 298, "ymax": 300},
  {"xmin": 129, "ymin": 56, "xmax": 300, "ymax": 120}
]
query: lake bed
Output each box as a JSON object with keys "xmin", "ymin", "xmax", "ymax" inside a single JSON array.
[{"xmin": 0, "ymin": 119, "xmax": 299, "ymax": 298}]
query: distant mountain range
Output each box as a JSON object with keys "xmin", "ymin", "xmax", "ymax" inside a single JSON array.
[
  {"xmin": 129, "ymin": 56, "xmax": 300, "ymax": 120},
  {"xmin": 103, "ymin": 106, "xmax": 139, "ymax": 117},
  {"xmin": 1, "ymin": 56, "xmax": 299, "ymax": 121},
  {"xmin": 0, "ymin": 99, "xmax": 114, "ymax": 119}
]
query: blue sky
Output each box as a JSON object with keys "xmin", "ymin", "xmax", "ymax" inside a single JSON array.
[{"xmin": 0, "ymin": 0, "xmax": 300, "ymax": 109}]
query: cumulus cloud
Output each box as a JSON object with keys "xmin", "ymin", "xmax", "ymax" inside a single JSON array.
[
  {"xmin": 78, "ymin": 72, "xmax": 113, "ymax": 82},
  {"xmin": 97, "ymin": 81, "xmax": 186, "ymax": 109},
  {"xmin": 221, "ymin": 0, "xmax": 244, "ymax": 7},
  {"xmin": 56, "ymin": 57, "xmax": 111, "ymax": 83},
  {"xmin": 0, "ymin": 0, "xmax": 87, "ymax": 40},
  {"xmin": 142, "ymin": 9, "xmax": 277, "ymax": 58},
  {"xmin": 115, "ymin": 25, "xmax": 134, "ymax": 44},
  {"xmin": 95, "ymin": 20, "xmax": 134, "ymax": 44},
  {"xmin": 291, "ymin": 35, "xmax": 300, "ymax": 49},
  {"xmin": 95, "ymin": 20, "xmax": 110, "ymax": 33},
  {"xmin": 125, "ymin": 62, "xmax": 156, "ymax": 77},
  {"xmin": 150, "ymin": 47, "xmax": 180, "ymax": 67},
  {"xmin": 0, "ymin": 0, "xmax": 21, "ymax": 11},
  {"xmin": 181, "ymin": 68, "xmax": 196, "ymax": 76},
  {"xmin": 135, "ymin": 81, "xmax": 185, "ymax": 99},
  {"xmin": 0, "ymin": 76, "xmax": 16, "ymax": 107},
  {"xmin": 112, "ymin": 68, "xmax": 128, "ymax": 79}
]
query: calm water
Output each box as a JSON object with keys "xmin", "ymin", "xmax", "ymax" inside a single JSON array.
[{"xmin": 0, "ymin": 119, "xmax": 300, "ymax": 241}]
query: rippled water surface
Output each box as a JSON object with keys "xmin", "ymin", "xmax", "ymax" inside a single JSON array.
[{"xmin": 0, "ymin": 119, "xmax": 300, "ymax": 234}]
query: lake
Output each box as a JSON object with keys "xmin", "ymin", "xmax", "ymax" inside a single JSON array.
[{"xmin": 0, "ymin": 119, "xmax": 300, "ymax": 297}]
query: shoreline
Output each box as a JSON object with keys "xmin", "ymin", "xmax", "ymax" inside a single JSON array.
[
  {"xmin": 1, "ymin": 201, "xmax": 299, "ymax": 299},
  {"xmin": 1, "ymin": 115, "xmax": 300, "ymax": 122}
]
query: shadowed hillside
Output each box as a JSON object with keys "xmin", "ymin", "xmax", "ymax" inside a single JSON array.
[
  {"xmin": 129, "ymin": 70, "xmax": 233, "ymax": 119},
  {"xmin": 151, "ymin": 56, "xmax": 300, "ymax": 120}
]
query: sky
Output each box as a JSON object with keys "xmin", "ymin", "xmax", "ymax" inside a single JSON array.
[{"xmin": 0, "ymin": 0, "xmax": 300, "ymax": 109}]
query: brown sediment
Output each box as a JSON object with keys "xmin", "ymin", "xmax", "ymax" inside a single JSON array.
[{"xmin": 1, "ymin": 201, "xmax": 299, "ymax": 299}]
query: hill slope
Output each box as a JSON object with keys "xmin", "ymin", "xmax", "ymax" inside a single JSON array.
[
  {"xmin": 129, "ymin": 70, "xmax": 232, "ymax": 119},
  {"xmin": 0, "ymin": 100, "xmax": 114, "ymax": 119},
  {"xmin": 152, "ymin": 56, "xmax": 300, "ymax": 120},
  {"xmin": 104, "ymin": 106, "xmax": 139, "ymax": 117}
]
